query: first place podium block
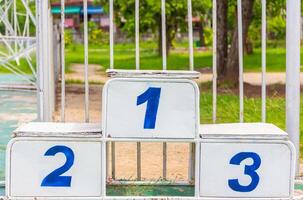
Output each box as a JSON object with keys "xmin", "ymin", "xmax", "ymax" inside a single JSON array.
[{"xmin": 6, "ymin": 122, "xmax": 103, "ymax": 199}]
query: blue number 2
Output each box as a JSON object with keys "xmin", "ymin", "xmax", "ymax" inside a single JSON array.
[
  {"xmin": 228, "ymin": 152, "xmax": 261, "ymax": 192},
  {"xmin": 137, "ymin": 87, "xmax": 161, "ymax": 129},
  {"xmin": 41, "ymin": 145, "xmax": 74, "ymax": 187}
]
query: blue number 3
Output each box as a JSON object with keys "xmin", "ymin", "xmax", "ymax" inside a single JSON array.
[
  {"xmin": 41, "ymin": 145, "xmax": 74, "ymax": 187},
  {"xmin": 228, "ymin": 152, "xmax": 261, "ymax": 192},
  {"xmin": 137, "ymin": 87, "xmax": 161, "ymax": 129}
]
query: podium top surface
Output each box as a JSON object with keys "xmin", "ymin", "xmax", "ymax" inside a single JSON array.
[
  {"xmin": 106, "ymin": 69, "xmax": 200, "ymax": 79},
  {"xmin": 200, "ymin": 123, "xmax": 288, "ymax": 140},
  {"xmin": 13, "ymin": 122, "xmax": 102, "ymax": 138}
]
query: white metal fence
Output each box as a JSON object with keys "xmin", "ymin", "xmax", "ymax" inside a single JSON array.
[{"xmin": 34, "ymin": 0, "xmax": 301, "ymax": 181}]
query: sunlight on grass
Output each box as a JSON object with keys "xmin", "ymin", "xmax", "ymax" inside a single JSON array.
[
  {"xmin": 64, "ymin": 42, "xmax": 292, "ymax": 72},
  {"xmin": 200, "ymin": 92, "xmax": 303, "ymax": 158}
]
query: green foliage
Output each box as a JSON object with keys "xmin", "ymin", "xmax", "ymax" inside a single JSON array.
[
  {"xmin": 64, "ymin": 29, "xmax": 74, "ymax": 47},
  {"xmin": 267, "ymin": 16, "xmax": 286, "ymax": 40},
  {"xmin": 89, "ymin": 29, "xmax": 109, "ymax": 45},
  {"xmin": 203, "ymin": 27, "xmax": 213, "ymax": 46},
  {"xmin": 80, "ymin": 22, "xmax": 109, "ymax": 45},
  {"xmin": 95, "ymin": 0, "xmax": 211, "ymax": 51}
]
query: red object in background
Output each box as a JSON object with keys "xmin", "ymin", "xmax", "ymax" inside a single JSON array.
[
  {"xmin": 65, "ymin": 18, "xmax": 74, "ymax": 28},
  {"xmin": 51, "ymin": 0, "xmax": 93, "ymax": 6}
]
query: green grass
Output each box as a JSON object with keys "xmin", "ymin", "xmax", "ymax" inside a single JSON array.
[
  {"xmin": 107, "ymin": 185, "xmax": 194, "ymax": 196},
  {"xmin": 0, "ymin": 43, "xmax": 37, "ymax": 73},
  {"xmin": 200, "ymin": 90, "xmax": 303, "ymax": 158},
  {"xmin": 200, "ymin": 91, "xmax": 286, "ymax": 128},
  {"xmin": 63, "ymin": 42, "xmax": 300, "ymax": 72},
  {"xmin": 0, "ymin": 41, "xmax": 301, "ymax": 74}
]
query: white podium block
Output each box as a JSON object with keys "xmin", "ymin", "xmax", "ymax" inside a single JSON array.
[
  {"xmin": 6, "ymin": 122, "xmax": 103, "ymax": 199},
  {"xmin": 102, "ymin": 78, "xmax": 199, "ymax": 138},
  {"xmin": 199, "ymin": 123, "xmax": 296, "ymax": 199}
]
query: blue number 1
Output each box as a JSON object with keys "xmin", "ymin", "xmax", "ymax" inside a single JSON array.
[
  {"xmin": 137, "ymin": 87, "xmax": 161, "ymax": 129},
  {"xmin": 228, "ymin": 152, "xmax": 261, "ymax": 192}
]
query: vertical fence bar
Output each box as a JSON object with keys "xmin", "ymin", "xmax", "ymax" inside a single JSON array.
[
  {"xmin": 286, "ymin": 0, "xmax": 301, "ymax": 176},
  {"xmin": 161, "ymin": 0, "xmax": 167, "ymax": 70},
  {"xmin": 212, "ymin": 0, "xmax": 217, "ymax": 123},
  {"xmin": 187, "ymin": 0, "xmax": 194, "ymax": 71},
  {"xmin": 187, "ymin": 0, "xmax": 195, "ymax": 183},
  {"xmin": 111, "ymin": 142, "xmax": 116, "ymax": 179},
  {"xmin": 135, "ymin": 0, "xmax": 142, "ymax": 181},
  {"xmin": 106, "ymin": 142, "xmax": 109, "ymax": 178},
  {"xmin": 237, "ymin": 0, "xmax": 244, "ymax": 123},
  {"xmin": 83, "ymin": 0, "xmax": 89, "ymax": 122},
  {"xmin": 109, "ymin": 0, "xmax": 116, "ymax": 179},
  {"xmin": 261, "ymin": 0, "xmax": 266, "ymax": 122},
  {"xmin": 60, "ymin": 0, "xmax": 65, "ymax": 122},
  {"xmin": 137, "ymin": 142, "xmax": 141, "ymax": 180},
  {"xmin": 163, "ymin": 142, "xmax": 167, "ymax": 180},
  {"xmin": 109, "ymin": 0, "xmax": 114, "ymax": 69},
  {"xmin": 188, "ymin": 143, "xmax": 195, "ymax": 182},
  {"xmin": 161, "ymin": 0, "xmax": 167, "ymax": 180},
  {"xmin": 4, "ymin": 0, "xmax": 7, "ymax": 35},
  {"xmin": 25, "ymin": 0, "xmax": 30, "ymax": 47},
  {"xmin": 36, "ymin": 0, "xmax": 52, "ymax": 122},
  {"xmin": 36, "ymin": 0, "xmax": 42, "ymax": 121},
  {"xmin": 135, "ymin": 0, "xmax": 140, "ymax": 70},
  {"xmin": 13, "ymin": 0, "xmax": 17, "ymax": 52}
]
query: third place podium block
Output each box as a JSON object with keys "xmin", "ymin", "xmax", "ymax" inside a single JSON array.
[{"xmin": 199, "ymin": 123, "xmax": 296, "ymax": 199}]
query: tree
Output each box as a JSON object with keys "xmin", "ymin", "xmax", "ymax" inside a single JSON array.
[
  {"xmin": 216, "ymin": 0, "xmax": 228, "ymax": 79},
  {"xmin": 217, "ymin": 0, "xmax": 255, "ymax": 85},
  {"xmin": 95, "ymin": 0, "xmax": 211, "ymax": 55}
]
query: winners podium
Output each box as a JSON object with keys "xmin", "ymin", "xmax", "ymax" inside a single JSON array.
[{"xmin": 5, "ymin": 76, "xmax": 296, "ymax": 199}]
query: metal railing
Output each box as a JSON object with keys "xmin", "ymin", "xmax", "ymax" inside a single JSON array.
[{"xmin": 35, "ymin": 0, "xmax": 301, "ymax": 181}]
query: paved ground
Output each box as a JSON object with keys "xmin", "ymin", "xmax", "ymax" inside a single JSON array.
[{"xmin": 65, "ymin": 63, "xmax": 303, "ymax": 86}]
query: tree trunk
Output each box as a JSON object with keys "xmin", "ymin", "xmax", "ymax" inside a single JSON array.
[
  {"xmin": 157, "ymin": 17, "xmax": 173, "ymax": 56},
  {"xmin": 217, "ymin": 0, "xmax": 228, "ymax": 79},
  {"xmin": 198, "ymin": 19, "xmax": 205, "ymax": 47},
  {"xmin": 225, "ymin": 0, "xmax": 255, "ymax": 85},
  {"xmin": 245, "ymin": 37, "xmax": 253, "ymax": 54},
  {"xmin": 158, "ymin": 19, "xmax": 163, "ymax": 56}
]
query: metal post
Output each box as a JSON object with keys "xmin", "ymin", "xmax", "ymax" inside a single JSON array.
[
  {"xmin": 261, "ymin": 0, "xmax": 266, "ymax": 122},
  {"xmin": 109, "ymin": 0, "xmax": 114, "ymax": 69},
  {"xmin": 188, "ymin": 143, "xmax": 195, "ymax": 182},
  {"xmin": 135, "ymin": 0, "xmax": 140, "ymax": 70},
  {"xmin": 161, "ymin": 0, "xmax": 168, "ymax": 180},
  {"xmin": 13, "ymin": 0, "xmax": 17, "ymax": 53},
  {"xmin": 26, "ymin": 0, "xmax": 30, "ymax": 48},
  {"xmin": 109, "ymin": 0, "xmax": 116, "ymax": 179},
  {"xmin": 111, "ymin": 142, "xmax": 116, "ymax": 179},
  {"xmin": 4, "ymin": 0, "xmax": 8, "ymax": 36},
  {"xmin": 163, "ymin": 142, "xmax": 167, "ymax": 180},
  {"xmin": 36, "ymin": 0, "xmax": 52, "ymax": 122},
  {"xmin": 161, "ymin": 0, "xmax": 167, "ymax": 70},
  {"xmin": 135, "ymin": 0, "xmax": 142, "ymax": 181},
  {"xmin": 186, "ymin": 0, "xmax": 195, "ymax": 183},
  {"xmin": 187, "ymin": 0, "xmax": 194, "ymax": 71},
  {"xmin": 237, "ymin": 0, "xmax": 244, "ymax": 123},
  {"xmin": 286, "ymin": 0, "xmax": 301, "ymax": 176},
  {"xmin": 60, "ymin": 0, "xmax": 65, "ymax": 122},
  {"xmin": 137, "ymin": 142, "xmax": 141, "ymax": 180},
  {"xmin": 212, "ymin": 0, "xmax": 217, "ymax": 123},
  {"xmin": 83, "ymin": 0, "xmax": 89, "ymax": 122}
]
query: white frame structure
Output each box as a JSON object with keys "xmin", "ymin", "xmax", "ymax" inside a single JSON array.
[
  {"xmin": 22, "ymin": 0, "xmax": 303, "ymax": 186},
  {"xmin": 0, "ymin": 0, "xmax": 37, "ymax": 86}
]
